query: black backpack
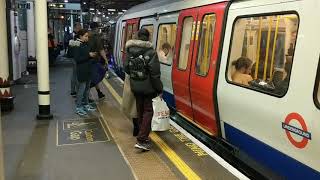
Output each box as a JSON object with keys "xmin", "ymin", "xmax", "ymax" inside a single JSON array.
[{"xmin": 128, "ymin": 54, "xmax": 149, "ymax": 81}]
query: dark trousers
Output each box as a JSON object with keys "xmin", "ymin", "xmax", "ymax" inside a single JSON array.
[{"xmin": 135, "ymin": 94, "xmax": 154, "ymax": 143}]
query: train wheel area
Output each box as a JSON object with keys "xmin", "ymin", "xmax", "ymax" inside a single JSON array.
[{"xmin": 1, "ymin": 57, "xmax": 247, "ymax": 180}]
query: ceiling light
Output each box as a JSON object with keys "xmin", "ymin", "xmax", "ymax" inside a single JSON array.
[{"xmin": 108, "ymin": 9, "xmax": 116, "ymax": 12}]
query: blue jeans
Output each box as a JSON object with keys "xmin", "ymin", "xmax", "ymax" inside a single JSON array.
[
  {"xmin": 71, "ymin": 59, "xmax": 78, "ymax": 93},
  {"xmin": 76, "ymin": 80, "xmax": 91, "ymax": 108}
]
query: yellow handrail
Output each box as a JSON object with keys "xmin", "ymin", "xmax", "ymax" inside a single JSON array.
[
  {"xmin": 255, "ymin": 17, "xmax": 263, "ymax": 79},
  {"xmin": 263, "ymin": 16, "xmax": 273, "ymax": 80},
  {"xmin": 270, "ymin": 16, "xmax": 280, "ymax": 79}
]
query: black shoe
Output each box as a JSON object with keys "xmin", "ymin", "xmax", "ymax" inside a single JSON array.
[
  {"xmin": 134, "ymin": 141, "xmax": 151, "ymax": 151},
  {"xmin": 98, "ymin": 91, "xmax": 105, "ymax": 99},
  {"xmin": 70, "ymin": 92, "xmax": 76, "ymax": 96},
  {"xmin": 88, "ymin": 98, "xmax": 95, "ymax": 103}
]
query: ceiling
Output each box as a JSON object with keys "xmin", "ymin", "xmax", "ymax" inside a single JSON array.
[{"xmin": 54, "ymin": 0, "xmax": 150, "ymax": 11}]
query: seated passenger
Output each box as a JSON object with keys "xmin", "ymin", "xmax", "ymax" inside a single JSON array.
[
  {"xmin": 231, "ymin": 57, "xmax": 253, "ymax": 86},
  {"xmin": 158, "ymin": 43, "xmax": 172, "ymax": 64}
]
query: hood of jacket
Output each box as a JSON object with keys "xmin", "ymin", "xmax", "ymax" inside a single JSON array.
[
  {"xmin": 125, "ymin": 39, "xmax": 153, "ymax": 57},
  {"xmin": 69, "ymin": 39, "xmax": 81, "ymax": 47}
]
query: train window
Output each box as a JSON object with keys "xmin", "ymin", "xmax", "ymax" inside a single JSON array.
[
  {"xmin": 141, "ymin": 25, "xmax": 154, "ymax": 42},
  {"xmin": 156, "ymin": 24, "xmax": 177, "ymax": 65},
  {"xmin": 196, "ymin": 14, "xmax": 216, "ymax": 76},
  {"xmin": 178, "ymin": 17, "xmax": 194, "ymax": 70},
  {"xmin": 126, "ymin": 24, "xmax": 133, "ymax": 42},
  {"xmin": 314, "ymin": 56, "xmax": 320, "ymax": 109},
  {"xmin": 227, "ymin": 14, "xmax": 299, "ymax": 97}
]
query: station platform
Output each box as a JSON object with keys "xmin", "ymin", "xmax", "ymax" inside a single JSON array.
[{"xmin": 1, "ymin": 57, "xmax": 247, "ymax": 180}]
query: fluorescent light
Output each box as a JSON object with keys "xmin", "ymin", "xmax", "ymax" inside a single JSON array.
[
  {"xmin": 108, "ymin": 9, "xmax": 116, "ymax": 12},
  {"xmin": 64, "ymin": 0, "xmax": 68, "ymax": 2},
  {"xmin": 89, "ymin": 8, "xmax": 95, "ymax": 11}
]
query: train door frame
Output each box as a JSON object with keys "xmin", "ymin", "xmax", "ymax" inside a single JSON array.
[
  {"xmin": 172, "ymin": 8, "xmax": 198, "ymax": 121},
  {"xmin": 217, "ymin": 0, "xmax": 320, "ymax": 178},
  {"xmin": 154, "ymin": 13, "xmax": 179, "ymax": 109}
]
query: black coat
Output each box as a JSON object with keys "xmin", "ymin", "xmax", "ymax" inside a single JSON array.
[
  {"xmin": 73, "ymin": 40, "xmax": 92, "ymax": 82},
  {"xmin": 124, "ymin": 39, "xmax": 163, "ymax": 97}
]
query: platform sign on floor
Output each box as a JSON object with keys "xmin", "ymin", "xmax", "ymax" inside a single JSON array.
[{"xmin": 57, "ymin": 117, "xmax": 110, "ymax": 146}]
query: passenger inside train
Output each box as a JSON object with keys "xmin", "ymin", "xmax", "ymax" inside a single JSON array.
[
  {"xmin": 158, "ymin": 43, "xmax": 172, "ymax": 64},
  {"xmin": 231, "ymin": 57, "xmax": 253, "ymax": 86}
]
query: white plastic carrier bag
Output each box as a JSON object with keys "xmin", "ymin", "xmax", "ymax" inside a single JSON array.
[{"xmin": 151, "ymin": 97, "xmax": 170, "ymax": 131}]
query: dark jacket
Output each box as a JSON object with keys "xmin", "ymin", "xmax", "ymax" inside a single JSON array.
[
  {"xmin": 124, "ymin": 39, "xmax": 163, "ymax": 97},
  {"xmin": 88, "ymin": 31, "xmax": 104, "ymax": 62},
  {"xmin": 73, "ymin": 39, "xmax": 92, "ymax": 82}
]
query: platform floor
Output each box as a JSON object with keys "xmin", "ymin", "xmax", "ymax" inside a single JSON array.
[{"xmin": 1, "ymin": 57, "xmax": 244, "ymax": 180}]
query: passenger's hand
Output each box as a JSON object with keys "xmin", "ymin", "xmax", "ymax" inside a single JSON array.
[
  {"xmin": 159, "ymin": 93, "xmax": 163, "ymax": 100},
  {"xmin": 89, "ymin": 52, "xmax": 97, "ymax": 57}
]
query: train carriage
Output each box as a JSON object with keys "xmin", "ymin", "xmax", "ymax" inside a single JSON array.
[{"xmin": 112, "ymin": 0, "xmax": 320, "ymax": 178}]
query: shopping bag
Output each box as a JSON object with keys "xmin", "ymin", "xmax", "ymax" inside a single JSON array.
[
  {"xmin": 151, "ymin": 97, "xmax": 170, "ymax": 131},
  {"xmin": 121, "ymin": 74, "xmax": 138, "ymax": 119}
]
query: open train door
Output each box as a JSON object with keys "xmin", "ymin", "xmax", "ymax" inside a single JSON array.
[
  {"xmin": 172, "ymin": 2, "xmax": 228, "ymax": 136},
  {"xmin": 122, "ymin": 18, "xmax": 140, "ymax": 62}
]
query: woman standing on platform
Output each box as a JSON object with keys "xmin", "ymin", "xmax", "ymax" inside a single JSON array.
[{"xmin": 73, "ymin": 29, "xmax": 97, "ymax": 116}]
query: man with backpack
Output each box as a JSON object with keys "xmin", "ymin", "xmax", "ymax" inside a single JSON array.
[{"xmin": 124, "ymin": 28, "xmax": 163, "ymax": 151}]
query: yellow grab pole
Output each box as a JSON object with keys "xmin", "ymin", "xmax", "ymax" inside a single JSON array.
[
  {"xmin": 263, "ymin": 16, "xmax": 273, "ymax": 80},
  {"xmin": 270, "ymin": 16, "xmax": 280, "ymax": 79},
  {"xmin": 255, "ymin": 17, "xmax": 263, "ymax": 79}
]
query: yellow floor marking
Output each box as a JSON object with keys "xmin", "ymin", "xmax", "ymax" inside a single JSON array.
[{"xmin": 102, "ymin": 79, "xmax": 201, "ymax": 180}]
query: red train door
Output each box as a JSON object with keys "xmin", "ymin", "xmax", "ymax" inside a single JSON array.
[
  {"xmin": 172, "ymin": 8, "xmax": 198, "ymax": 121},
  {"xmin": 190, "ymin": 2, "xmax": 228, "ymax": 135},
  {"xmin": 122, "ymin": 18, "xmax": 140, "ymax": 61},
  {"xmin": 172, "ymin": 2, "xmax": 227, "ymax": 135}
]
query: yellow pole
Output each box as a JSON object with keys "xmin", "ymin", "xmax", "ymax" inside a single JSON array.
[
  {"xmin": 263, "ymin": 17, "xmax": 273, "ymax": 80},
  {"xmin": 270, "ymin": 16, "xmax": 280, "ymax": 79},
  {"xmin": 255, "ymin": 17, "xmax": 263, "ymax": 79}
]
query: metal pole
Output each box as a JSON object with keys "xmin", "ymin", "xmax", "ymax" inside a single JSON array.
[
  {"xmin": 0, "ymin": 0, "xmax": 13, "ymax": 112},
  {"xmin": 35, "ymin": 0, "xmax": 52, "ymax": 120}
]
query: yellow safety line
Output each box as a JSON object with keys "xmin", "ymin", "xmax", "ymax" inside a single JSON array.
[{"xmin": 102, "ymin": 79, "xmax": 201, "ymax": 180}]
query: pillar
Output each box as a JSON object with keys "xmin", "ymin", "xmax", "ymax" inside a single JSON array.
[
  {"xmin": 0, "ymin": 110, "xmax": 4, "ymax": 180},
  {"xmin": 27, "ymin": 1, "xmax": 35, "ymax": 58},
  {"xmin": 35, "ymin": 0, "xmax": 52, "ymax": 120},
  {"xmin": 70, "ymin": 10, "xmax": 73, "ymax": 33},
  {"xmin": 0, "ymin": 0, "xmax": 14, "ymax": 112}
]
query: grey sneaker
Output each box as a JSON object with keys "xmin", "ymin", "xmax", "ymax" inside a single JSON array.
[
  {"xmin": 134, "ymin": 141, "xmax": 151, "ymax": 151},
  {"xmin": 84, "ymin": 104, "xmax": 96, "ymax": 111}
]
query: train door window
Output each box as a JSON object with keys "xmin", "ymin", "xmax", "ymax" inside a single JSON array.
[
  {"xmin": 141, "ymin": 25, "xmax": 154, "ymax": 42},
  {"xmin": 157, "ymin": 24, "xmax": 177, "ymax": 65},
  {"xmin": 126, "ymin": 24, "xmax": 133, "ymax": 42},
  {"xmin": 196, "ymin": 14, "xmax": 216, "ymax": 76},
  {"xmin": 133, "ymin": 23, "xmax": 139, "ymax": 39},
  {"xmin": 178, "ymin": 17, "xmax": 194, "ymax": 70},
  {"xmin": 226, "ymin": 14, "xmax": 299, "ymax": 97},
  {"xmin": 121, "ymin": 26, "xmax": 126, "ymax": 52}
]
